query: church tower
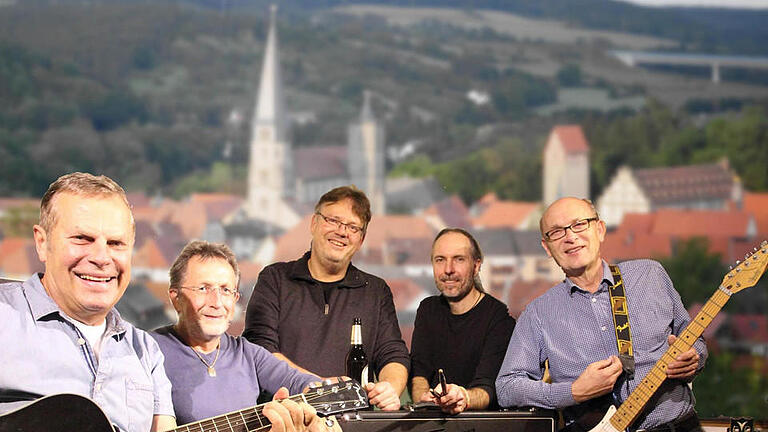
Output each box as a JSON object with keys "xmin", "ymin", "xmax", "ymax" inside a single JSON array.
[
  {"xmin": 348, "ymin": 90, "xmax": 386, "ymax": 214},
  {"xmin": 542, "ymin": 125, "xmax": 590, "ymax": 206},
  {"xmin": 246, "ymin": 5, "xmax": 296, "ymax": 227}
]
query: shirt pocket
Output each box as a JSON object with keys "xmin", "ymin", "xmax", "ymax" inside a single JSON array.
[{"xmin": 126, "ymin": 377, "xmax": 154, "ymax": 432}]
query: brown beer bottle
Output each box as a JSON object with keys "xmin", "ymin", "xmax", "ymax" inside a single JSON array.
[{"xmin": 345, "ymin": 317, "xmax": 373, "ymax": 386}]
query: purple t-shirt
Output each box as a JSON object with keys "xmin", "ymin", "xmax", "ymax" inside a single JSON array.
[{"xmin": 151, "ymin": 326, "xmax": 318, "ymax": 425}]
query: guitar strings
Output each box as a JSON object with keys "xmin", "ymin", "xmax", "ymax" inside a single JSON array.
[{"xmin": 176, "ymin": 391, "xmax": 364, "ymax": 432}]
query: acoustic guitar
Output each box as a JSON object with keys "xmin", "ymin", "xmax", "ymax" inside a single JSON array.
[{"xmin": 0, "ymin": 378, "xmax": 367, "ymax": 432}]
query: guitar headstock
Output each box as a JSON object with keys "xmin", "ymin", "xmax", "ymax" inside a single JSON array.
[
  {"xmin": 722, "ymin": 240, "xmax": 768, "ymax": 293},
  {"xmin": 306, "ymin": 378, "xmax": 368, "ymax": 417}
]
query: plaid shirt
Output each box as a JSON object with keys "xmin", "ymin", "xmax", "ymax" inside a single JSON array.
[{"xmin": 496, "ymin": 259, "xmax": 707, "ymax": 430}]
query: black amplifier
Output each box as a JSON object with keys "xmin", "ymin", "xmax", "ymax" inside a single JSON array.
[{"xmin": 337, "ymin": 409, "xmax": 556, "ymax": 432}]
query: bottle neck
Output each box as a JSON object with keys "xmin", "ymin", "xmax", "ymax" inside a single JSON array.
[{"xmin": 350, "ymin": 324, "xmax": 363, "ymax": 345}]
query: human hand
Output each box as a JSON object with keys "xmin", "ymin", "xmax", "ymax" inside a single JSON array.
[
  {"xmin": 365, "ymin": 381, "xmax": 401, "ymax": 411},
  {"xmin": 665, "ymin": 335, "xmax": 700, "ymax": 379},
  {"xmin": 571, "ymin": 356, "xmax": 623, "ymax": 403},
  {"xmin": 430, "ymin": 383, "xmax": 470, "ymax": 414},
  {"xmin": 263, "ymin": 387, "xmax": 318, "ymax": 432}
]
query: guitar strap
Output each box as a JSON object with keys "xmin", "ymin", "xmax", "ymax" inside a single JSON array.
[{"xmin": 609, "ymin": 264, "xmax": 635, "ymax": 380}]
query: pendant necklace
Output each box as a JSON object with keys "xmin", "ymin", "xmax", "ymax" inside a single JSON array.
[{"xmin": 191, "ymin": 343, "xmax": 221, "ymax": 377}]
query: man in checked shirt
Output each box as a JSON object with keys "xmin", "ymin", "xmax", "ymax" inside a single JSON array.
[{"xmin": 496, "ymin": 197, "xmax": 707, "ymax": 432}]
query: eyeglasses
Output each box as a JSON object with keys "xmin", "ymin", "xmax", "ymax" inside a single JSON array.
[
  {"xmin": 178, "ymin": 285, "xmax": 239, "ymax": 298},
  {"xmin": 544, "ymin": 217, "xmax": 599, "ymax": 241},
  {"xmin": 315, "ymin": 212, "xmax": 364, "ymax": 235}
]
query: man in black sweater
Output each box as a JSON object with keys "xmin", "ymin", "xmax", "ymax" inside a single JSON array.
[
  {"xmin": 243, "ymin": 186, "xmax": 409, "ymax": 411},
  {"xmin": 410, "ymin": 228, "xmax": 516, "ymax": 413}
]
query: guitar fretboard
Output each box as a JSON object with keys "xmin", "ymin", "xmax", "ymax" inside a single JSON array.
[
  {"xmin": 608, "ymin": 288, "xmax": 730, "ymax": 430},
  {"xmin": 172, "ymin": 394, "xmax": 307, "ymax": 432}
]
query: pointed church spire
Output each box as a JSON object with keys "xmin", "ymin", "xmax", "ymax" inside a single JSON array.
[
  {"xmin": 360, "ymin": 89, "xmax": 374, "ymax": 123},
  {"xmin": 246, "ymin": 4, "xmax": 297, "ymax": 229},
  {"xmin": 254, "ymin": 4, "xmax": 286, "ymax": 142}
]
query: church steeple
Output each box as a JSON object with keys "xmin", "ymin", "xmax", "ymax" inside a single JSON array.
[
  {"xmin": 254, "ymin": 4, "xmax": 286, "ymax": 142},
  {"xmin": 348, "ymin": 90, "xmax": 386, "ymax": 214},
  {"xmin": 246, "ymin": 5, "xmax": 296, "ymax": 228}
]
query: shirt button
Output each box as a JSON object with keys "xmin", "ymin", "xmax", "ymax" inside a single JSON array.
[
  {"xmin": 591, "ymin": 298, "xmax": 597, "ymax": 303},
  {"xmin": 78, "ymin": 338, "xmax": 86, "ymax": 345},
  {"xmin": 95, "ymin": 383, "xmax": 102, "ymax": 392},
  {"xmin": 601, "ymin": 326, "xmax": 607, "ymax": 331}
]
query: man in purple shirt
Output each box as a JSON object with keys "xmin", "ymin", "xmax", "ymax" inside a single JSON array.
[
  {"xmin": 496, "ymin": 197, "xmax": 707, "ymax": 432},
  {"xmin": 152, "ymin": 240, "xmax": 334, "ymax": 431}
]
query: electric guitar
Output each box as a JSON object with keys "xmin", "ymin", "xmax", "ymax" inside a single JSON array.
[
  {"xmin": 570, "ymin": 241, "xmax": 768, "ymax": 432},
  {"xmin": 0, "ymin": 378, "xmax": 368, "ymax": 432}
]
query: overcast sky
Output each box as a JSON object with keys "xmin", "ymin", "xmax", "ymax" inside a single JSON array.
[{"xmin": 615, "ymin": 0, "xmax": 768, "ymax": 7}]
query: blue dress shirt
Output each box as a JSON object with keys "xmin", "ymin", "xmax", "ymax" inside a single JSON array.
[
  {"xmin": 0, "ymin": 274, "xmax": 175, "ymax": 432},
  {"xmin": 496, "ymin": 259, "xmax": 708, "ymax": 430}
]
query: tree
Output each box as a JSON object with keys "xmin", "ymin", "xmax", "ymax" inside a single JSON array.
[
  {"xmin": 660, "ymin": 237, "xmax": 726, "ymax": 306},
  {"xmin": 556, "ymin": 63, "xmax": 582, "ymax": 87}
]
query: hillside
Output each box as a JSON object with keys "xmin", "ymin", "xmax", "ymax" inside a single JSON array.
[{"xmin": 0, "ymin": 0, "xmax": 766, "ymax": 201}]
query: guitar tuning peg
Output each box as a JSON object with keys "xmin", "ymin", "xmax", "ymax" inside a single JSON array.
[
  {"xmin": 325, "ymin": 418, "xmax": 336, "ymax": 427},
  {"xmin": 308, "ymin": 382, "xmax": 320, "ymax": 389},
  {"xmin": 736, "ymin": 260, "xmax": 740, "ymax": 265},
  {"xmin": 323, "ymin": 379, "xmax": 333, "ymax": 386}
]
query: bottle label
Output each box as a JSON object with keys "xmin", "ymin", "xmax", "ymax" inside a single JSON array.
[{"xmin": 360, "ymin": 365, "xmax": 369, "ymax": 386}]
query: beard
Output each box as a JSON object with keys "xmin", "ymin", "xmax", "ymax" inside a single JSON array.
[{"xmin": 437, "ymin": 275, "xmax": 475, "ymax": 303}]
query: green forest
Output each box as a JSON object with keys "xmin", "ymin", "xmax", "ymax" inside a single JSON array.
[{"xmin": 1, "ymin": 2, "xmax": 767, "ymax": 202}]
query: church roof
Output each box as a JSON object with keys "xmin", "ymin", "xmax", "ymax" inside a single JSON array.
[
  {"xmin": 550, "ymin": 125, "xmax": 589, "ymax": 153},
  {"xmin": 293, "ymin": 146, "xmax": 347, "ymax": 180},
  {"xmin": 471, "ymin": 199, "xmax": 539, "ymax": 229},
  {"xmin": 423, "ymin": 195, "xmax": 471, "ymax": 229},
  {"xmin": 632, "ymin": 161, "xmax": 735, "ymax": 205}
]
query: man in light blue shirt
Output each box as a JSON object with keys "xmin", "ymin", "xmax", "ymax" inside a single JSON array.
[
  {"xmin": 496, "ymin": 197, "xmax": 707, "ymax": 432},
  {"xmin": 0, "ymin": 172, "xmax": 177, "ymax": 432}
]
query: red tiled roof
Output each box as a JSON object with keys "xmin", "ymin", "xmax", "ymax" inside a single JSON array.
[
  {"xmin": 363, "ymin": 215, "xmax": 435, "ymax": 251},
  {"xmin": 506, "ymin": 279, "xmax": 553, "ymax": 319},
  {"xmin": 424, "ymin": 195, "xmax": 471, "ymax": 229},
  {"xmin": 729, "ymin": 314, "xmax": 768, "ymax": 343},
  {"xmin": 602, "ymin": 231, "xmax": 672, "ymax": 262},
  {"xmin": 743, "ymin": 192, "xmax": 768, "ymax": 235},
  {"xmin": 388, "ymin": 278, "xmax": 426, "ymax": 311},
  {"xmin": 472, "ymin": 201, "xmax": 539, "ymax": 229},
  {"xmin": 238, "ymin": 261, "xmax": 264, "ymax": 290},
  {"xmin": 0, "ymin": 237, "xmax": 42, "ymax": 278},
  {"xmin": 633, "ymin": 162, "xmax": 735, "ymax": 205},
  {"xmin": 550, "ymin": 125, "xmax": 589, "ymax": 153},
  {"xmin": 293, "ymin": 146, "xmax": 347, "ymax": 180},
  {"xmin": 651, "ymin": 209, "xmax": 752, "ymax": 238},
  {"xmin": 272, "ymin": 214, "xmax": 313, "ymax": 264},
  {"xmin": 190, "ymin": 193, "xmax": 243, "ymax": 221}
]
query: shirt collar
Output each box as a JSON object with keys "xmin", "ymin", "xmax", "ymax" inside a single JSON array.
[
  {"xmin": 25, "ymin": 273, "xmax": 127, "ymax": 336},
  {"xmin": 565, "ymin": 260, "xmax": 614, "ymax": 295},
  {"xmin": 289, "ymin": 250, "xmax": 367, "ymax": 288}
]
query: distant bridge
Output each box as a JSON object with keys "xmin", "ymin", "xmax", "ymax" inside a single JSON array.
[{"xmin": 611, "ymin": 50, "xmax": 768, "ymax": 83}]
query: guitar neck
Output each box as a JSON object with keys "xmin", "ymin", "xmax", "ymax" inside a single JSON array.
[
  {"xmin": 172, "ymin": 393, "xmax": 307, "ymax": 432},
  {"xmin": 608, "ymin": 288, "xmax": 730, "ymax": 431}
]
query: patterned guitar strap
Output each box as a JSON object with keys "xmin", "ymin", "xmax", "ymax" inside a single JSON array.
[{"xmin": 609, "ymin": 264, "xmax": 635, "ymax": 380}]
